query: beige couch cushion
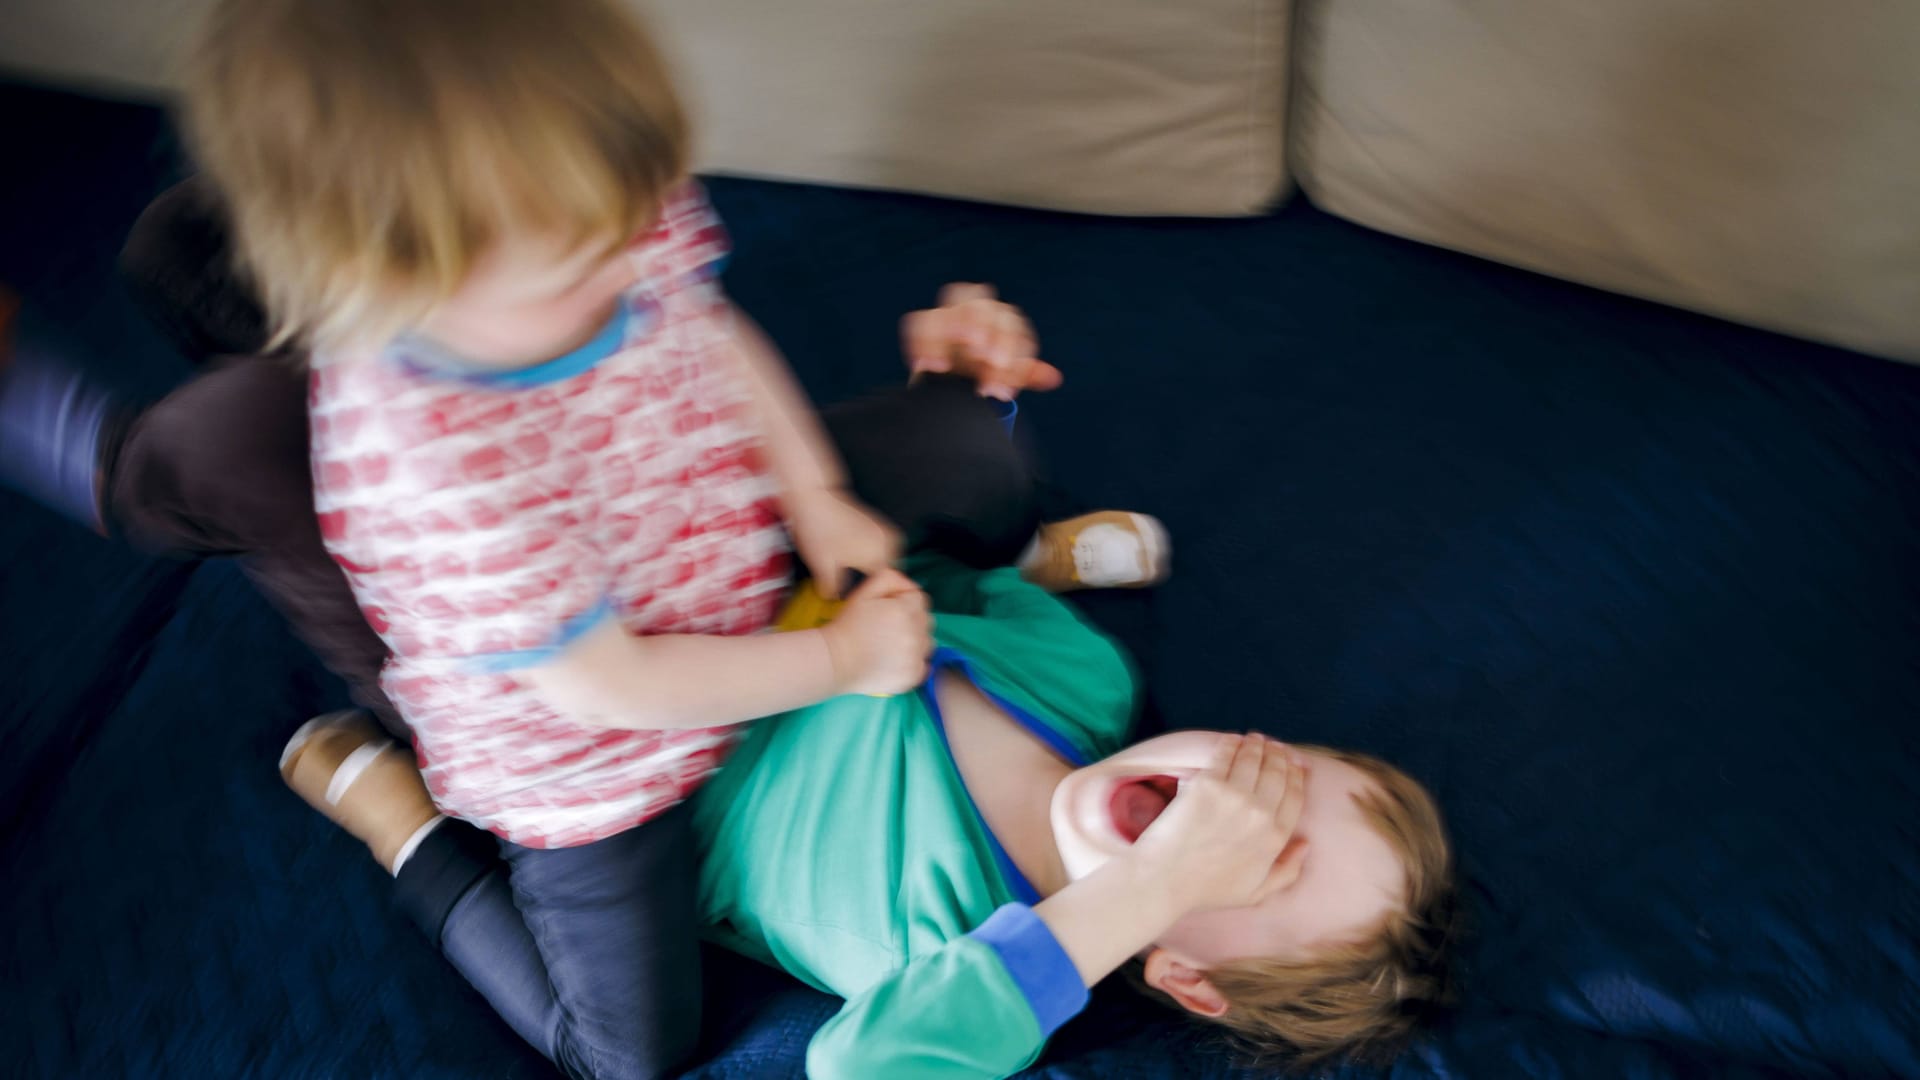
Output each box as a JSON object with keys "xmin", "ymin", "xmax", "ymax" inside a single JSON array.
[
  {"xmin": 1290, "ymin": 0, "xmax": 1920, "ymax": 362},
  {"xmin": 3, "ymin": 0, "xmax": 1292, "ymax": 218},
  {"xmin": 643, "ymin": 0, "xmax": 1292, "ymax": 216},
  {"xmin": 0, "ymin": 0, "xmax": 207, "ymax": 99}
]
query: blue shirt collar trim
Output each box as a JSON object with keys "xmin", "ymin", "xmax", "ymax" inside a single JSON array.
[{"xmin": 390, "ymin": 296, "xmax": 650, "ymax": 388}]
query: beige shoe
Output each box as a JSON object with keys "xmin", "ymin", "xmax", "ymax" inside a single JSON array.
[
  {"xmin": 280, "ymin": 711, "xmax": 441, "ymax": 873},
  {"xmin": 1018, "ymin": 511, "xmax": 1171, "ymax": 593}
]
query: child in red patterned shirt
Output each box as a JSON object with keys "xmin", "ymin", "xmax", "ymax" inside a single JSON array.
[{"xmin": 179, "ymin": 1, "xmax": 1019, "ymax": 1076}]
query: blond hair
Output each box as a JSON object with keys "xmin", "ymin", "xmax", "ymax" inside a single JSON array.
[
  {"xmin": 182, "ymin": 0, "xmax": 689, "ymax": 351},
  {"xmin": 1136, "ymin": 746, "xmax": 1458, "ymax": 1067}
]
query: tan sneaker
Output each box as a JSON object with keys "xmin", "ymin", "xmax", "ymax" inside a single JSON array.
[
  {"xmin": 280, "ymin": 711, "xmax": 441, "ymax": 873},
  {"xmin": 1018, "ymin": 511, "xmax": 1171, "ymax": 593}
]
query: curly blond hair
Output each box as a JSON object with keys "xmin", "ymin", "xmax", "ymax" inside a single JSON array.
[{"xmin": 182, "ymin": 0, "xmax": 689, "ymax": 351}]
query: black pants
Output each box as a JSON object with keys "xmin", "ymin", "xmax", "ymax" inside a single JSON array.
[{"xmin": 100, "ymin": 179, "xmax": 1045, "ymax": 1079}]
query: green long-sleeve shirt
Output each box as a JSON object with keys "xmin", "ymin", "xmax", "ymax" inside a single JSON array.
[{"xmin": 692, "ymin": 559, "xmax": 1138, "ymax": 1078}]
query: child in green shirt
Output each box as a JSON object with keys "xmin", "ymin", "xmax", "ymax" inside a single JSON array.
[{"xmin": 298, "ymin": 552, "xmax": 1456, "ymax": 1077}]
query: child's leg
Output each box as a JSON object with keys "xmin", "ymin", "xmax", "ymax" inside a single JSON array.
[
  {"xmin": 2, "ymin": 177, "xmax": 401, "ymax": 731},
  {"xmin": 820, "ymin": 374, "xmax": 1039, "ymax": 568},
  {"xmin": 118, "ymin": 176, "xmax": 271, "ymax": 364},
  {"xmin": 408, "ymin": 821, "xmax": 701, "ymax": 1080},
  {"xmin": 0, "ymin": 309, "xmax": 403, "ymax": 732},
  {"xmin": 112, "ymin": 359, "xmax": 404, "ymax": 731},
  {"xmin": 488, "ymin": 815, "xmax": 703, "ymax": 1080},
  {"xmin": 2, "ymin": 174, "xmax": 271, "ymax": 534},
  {"xmin": 820, "ymin": 375, "xmax": 1170, "ymax": 590},
  {"xmin": 283, "ymin": 714, "xmax": 701, "ymax": 1080},
  {"xmin": 0, "ymin": 303, "xmax": 129, "ymax": 530}
]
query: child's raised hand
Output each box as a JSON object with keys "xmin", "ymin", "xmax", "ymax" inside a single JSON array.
[
  {"xmin": 1130, "ymin": 734, "xmax": 1311, "ymax": 913},
  {"xmin": 821, "ymin": 569, "xmax": 933, "ymax": 696},
  {"xmin": 902, "ymin": 283, "xmax": 1065, "ymax": 402}
]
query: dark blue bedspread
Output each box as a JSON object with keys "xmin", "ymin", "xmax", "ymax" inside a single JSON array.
[{"xmin": 3, "ymin": 85, "xmax": 1916, "ymax": 1079}]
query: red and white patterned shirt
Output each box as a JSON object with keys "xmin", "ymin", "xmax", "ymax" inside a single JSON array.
[{"xmin": 311, "ymin": 186, "xmax": 791, "ymax": 848}]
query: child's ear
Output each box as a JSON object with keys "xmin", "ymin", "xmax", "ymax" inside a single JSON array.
[{"xmin": 1142, "ymin": 947, "xmax": 1229, "ymax": 1018}]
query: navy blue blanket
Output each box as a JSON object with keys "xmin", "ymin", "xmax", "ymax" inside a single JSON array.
[{"xmin": 3, "ymin": 85, "xmax": 1916, "ymax": 1078}]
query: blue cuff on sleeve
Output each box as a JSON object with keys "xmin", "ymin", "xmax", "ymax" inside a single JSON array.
[
  {"xmin": 989, "ymin": 396, "xmax": 1017, "ymax": 436},
  {"xmin": 460, "ymin": 597, "xmax": 616, "ymax": 674},
  {"xmin": 967, "ymin": 903, "xmax": 1089, "ymax": 1037}
]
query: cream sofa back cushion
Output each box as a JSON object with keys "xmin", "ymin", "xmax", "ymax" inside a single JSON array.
[
  {"xmin": 1, "ymin": 0, "xmax": 1292, "ymax": 218},
  {"xmin": 0, "ymin": 0, "xmax": 207, "ymax": 98},
  {"xmin": 1290, "ymin": 0, "xmax": 1920, "ymax": 362},
  {"xmin": 642, "ymin": 0, "xmax": 1292, "ymax": 216}
]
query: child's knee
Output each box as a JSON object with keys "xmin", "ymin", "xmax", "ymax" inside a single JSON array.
[
  {"xmin": 119, "ymin": 177, "xmax": 269, "ymax": 362},
  {"xmin": 829, "ymin": 376, "xmax": 1039, "ymax": 551},
  {"xmin": 110, "ymin": 360, "xmax": 313, "ymax": 552},
  {"xmin": 558, "ymin": 1012, "xmax": 699, "ymax": 1080}
]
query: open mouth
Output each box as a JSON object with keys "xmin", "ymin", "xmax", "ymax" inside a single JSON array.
[{"xmin": 1109, "ymin": 775, "xmax": 1179, "ymax": 843}]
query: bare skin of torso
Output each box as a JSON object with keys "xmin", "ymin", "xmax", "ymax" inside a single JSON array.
[{"xmin": 933, "ymin": 669, "xmax": 1075, "ymax": 899}]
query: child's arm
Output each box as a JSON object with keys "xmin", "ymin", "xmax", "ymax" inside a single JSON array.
[
  {"xmin": 725, "ymin": 306, "xmax": 898, "ymax": 597},
  {"xmin": 726, "ymin": 304, "xmax": 845, "ymax": 497},
  {"xmin": 806, "ymin": 737, "xmax": 1309, "ymax": 1079},
  {"xmin": 521, "ymin": 569, "xmax": 930, "ymax": 730},
  {"xmin": 802, "ymin": 857, "xmax": 1217, "ymax": 1079}
]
